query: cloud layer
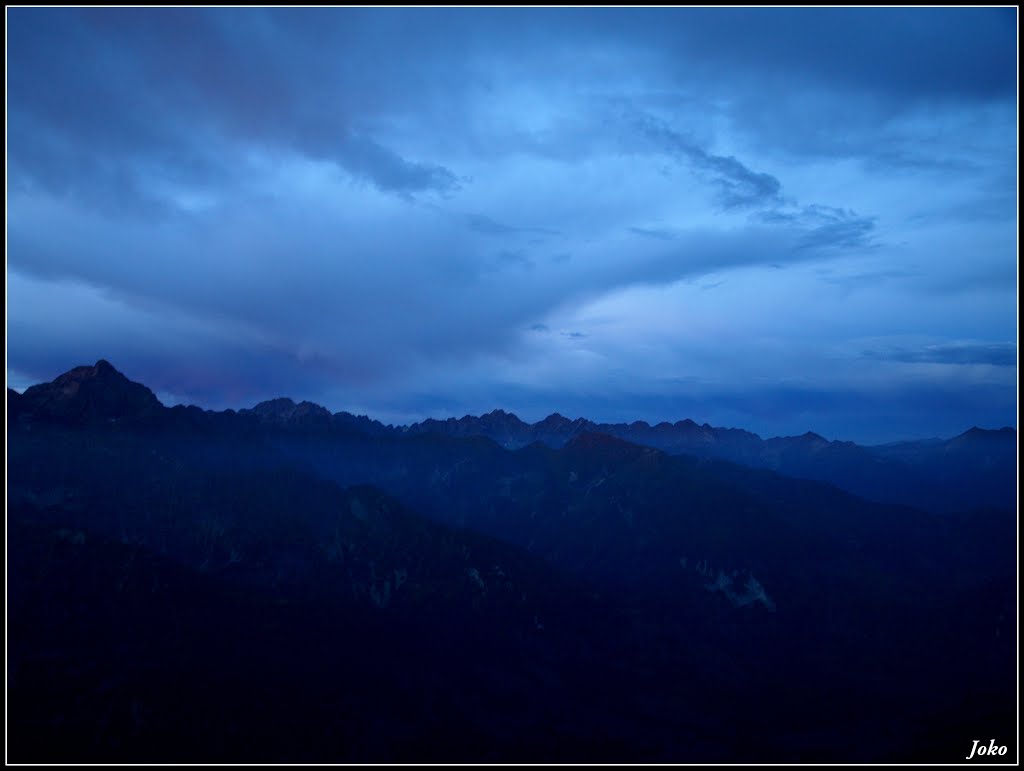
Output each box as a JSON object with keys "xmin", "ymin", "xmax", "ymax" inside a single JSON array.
[{"xmin": 7, "ymin": 8, "xmax": 1017, "ymax": 442}]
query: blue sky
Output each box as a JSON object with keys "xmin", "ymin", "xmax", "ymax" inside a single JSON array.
[{"xmin": 6, "ymin": 8, "xmax": 1017, "ymax": 442}]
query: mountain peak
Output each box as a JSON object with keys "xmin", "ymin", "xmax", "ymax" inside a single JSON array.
[
  {"xmin": 19, "ymin": 360, "xmax": 162, "ymax": 423},
  {"xmin": 251, "ymin": 396, "xmax": 296, "ymax": 412},
  {"xmin": 954, "ymin": 426, "xmax": 1017, "ymax": 442},
  {"xmin": 539, "ymin": 412, "xmax": 573, "ymax": 428},
  {"xmin": 483, "ymin": 407, "xmax": 519, "ymax": 418},
  {"xmin": 61, "ymin": 360, "xmax": 127, "ymax": 384},
  {"xmin": 479, "ymin": 409, "xmax": 526, "ymax": 426},
  {"xmin": 245, "ymin": 397, "xmax": 332, "ymax": 426}
]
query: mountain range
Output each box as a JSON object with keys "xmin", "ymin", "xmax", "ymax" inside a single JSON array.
[
  {"xmin": 399, "ymin": 409, "xmax": 1016, "ymax": 514},
  {"xmin": 7, "ymin": 361, "xmax": 1018, "ymax": 762},
  {"xmin": 11, "ymin": 359, "xmax": 1016, "ymax": 514}
]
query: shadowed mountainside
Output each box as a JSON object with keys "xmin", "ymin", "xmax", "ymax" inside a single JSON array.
[
  {"xmin": 7, "ymin": 362, "xmax": 1018, "ymax": 762},
  {"xmin": 395, "ymin": 410, "xmax": 1016, "ymax": 515}
]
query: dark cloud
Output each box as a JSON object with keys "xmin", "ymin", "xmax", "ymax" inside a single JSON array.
[
  {"xmin": 760, "ymin": 205, "xmax": 877, "ymax": 251},
  {"xmin": 628, "ymin": 227, "xmax": 677, "ymax": 241},
  {"xmin": 798, "ymin": 218, "xmax": 877, "ymax": 252},
  {"xmin": 7, "ymin": 8, "xmax": 464, "ymax": 204},
  {"xmin": 462, "ymin": 213, "xmax": 558, "ymax": 238},
  {"xmin": 333, "ymin": 134, "xmax": 460, "ymax": 196},
  {"xmin": 6, "ymin": 8, "xmax": 1016, "ymax": 441},
  {"xmin": 818, "ymin": 268, "xmax": 919, "ymax": 292},
  {"xmin": 631, "ymin": 114, "xmax": 783, "ymax": 209},
  {"xmin": 863, "ymin": 343, "xmax": 1017, "ymax": 368},
  {"xmin": 493, "ymin": 250, "xmax": 535, "ymax": 272},
  {"xmin": 700, "ymin": 153, "xmax": 782, "ymax": 209},
  {"xmin": 669, "ymin": 8, "xmax": 1016, "ymax": 103}
]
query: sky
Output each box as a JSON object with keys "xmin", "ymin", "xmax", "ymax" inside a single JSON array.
[{"xmin": 6, "ymin": 7, "xmax": 1018, "ymax": 443}]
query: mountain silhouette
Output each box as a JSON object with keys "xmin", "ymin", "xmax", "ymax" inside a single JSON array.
[
  {"xmin": 11, "ymin": 360, "xmax": 1015, "ymax": 513},
  {"xmin": 17, "ymin": 360, "xmax": 163, "ymax": 424},
  {"xmin": 7, "ymin": 361, "xmax": 1017, "ymax": 762}
]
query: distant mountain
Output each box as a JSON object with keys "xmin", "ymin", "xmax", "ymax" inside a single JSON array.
[
  {"xmin": 241, "ymin": 396, "xmax": 332, "ymax": 426},
  {"xmin": 8, "ymin": 361, "xmax": 1017, "ymax": 762},
  {"xmin": 13, "ymin": 361, "xmax": 1014, "ymax": 516},
  {"xmin": 236, "ymin": 397, "xmax": 392, "ymax": 437},
  {"xmin": 399, "ymin": 409, "xmax": 1016, "ymax": 514}
]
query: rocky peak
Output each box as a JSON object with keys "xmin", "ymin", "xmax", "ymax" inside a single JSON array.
[
  {"xmin": 19, "ymin": 360, "xmax": 163, "ymax": 423},
  {"xmin": 956, "ymin": 426, "xmax": 1016, "ymax": 441},
  {"xmin": 538, "ymin": 412, "xmax": 572, "ymax": 428},
  {"xmin": 481, "ymin": 408, "xmax": 524, "ymax": 424},
  {"xmin": 244, "ymin": 397, "xmax": 332, "ymax": 427}
]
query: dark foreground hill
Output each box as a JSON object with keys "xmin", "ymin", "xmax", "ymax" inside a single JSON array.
[{"xmin": 6, "ymin": 362, "xmax": 1018, "ymax": 762}]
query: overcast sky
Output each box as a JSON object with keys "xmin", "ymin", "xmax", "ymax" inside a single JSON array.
[{"xmin": 6, "ymin": 8, "xmax": 1017, "ymax": 442}]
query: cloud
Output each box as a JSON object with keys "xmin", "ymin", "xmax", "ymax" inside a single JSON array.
[
  {"xmin": 631, "ymin": 113, "xmax": 783, "ymax": 209},
  {"xmin": 863, "ymin": 342, "xmax": 1017, "ymax": 368},
  {"xmin": 817, "ymin": 267, "xmax": 919, "ymax": 294},
  {"xmin": 492, "ymin": 250, "xmax": 536, "ymax": 272},
  {"xmin": 628, "ymin": 227, "xmax": 677, "ymax": 241},
  {"xmin": 799, "ymin": 215, "xmax": 877, "ymax": 252},
  {"xmin": 461, "ymin": 212, "xmax": 559, "ymax": 237},
  {"xmin": 6, "ymin": 8, "xmax": 1016, "ymax": 441},
  {"xmin": 331, "ymin": 134, "xmax": 460, "ymax": 197},
  {"xmin": 7, "ymin": 8, "xmax": 464, "ymax": 206},
  {"xmin": 667, "ymin": 8, "xmax": 1015, "ymax": 102},
  {"xmin": 760, "ymin": 205, "xmax": 878, "ymax": 251}
]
